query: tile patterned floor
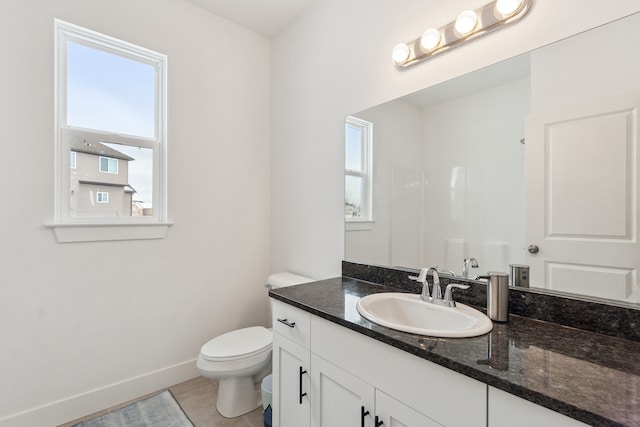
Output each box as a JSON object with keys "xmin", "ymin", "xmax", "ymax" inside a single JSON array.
[{"xmin": 59, "ymin": 376, "xmax": 265, "ymax": 427}]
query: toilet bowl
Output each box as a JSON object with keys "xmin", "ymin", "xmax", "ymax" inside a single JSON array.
[{"xmin": 197, "ymin": 272, "xmax": 313, "ymax": 418}]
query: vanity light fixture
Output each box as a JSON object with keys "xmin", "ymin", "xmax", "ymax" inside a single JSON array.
[
  {"xmin": 454, "ymin": 10, "xmax": 478, "ymax": 35},
  {"xmin": 495, "ymin": 0, "xmax": 524, "ymax": 17},
  {"xmin": 420, "ymin": 28, "xmax": 441, "ymax": 51},
  {"xmin": 391, "ymin": 43, "xmax": 411, "ymax": 65},
  {"xmin": 393, "ymin": 0, "xmax": 533, "ymax": 69}
]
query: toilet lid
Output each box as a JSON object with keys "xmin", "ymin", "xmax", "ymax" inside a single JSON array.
[{"xmin": 200, "ymin": 326, "xmax": 272, "ymax": 361}]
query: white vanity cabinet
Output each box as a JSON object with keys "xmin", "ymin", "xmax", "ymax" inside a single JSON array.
[
  {"xmin": 271, "ymin": 299, "xmax": 486, "ymax": 427},
  {"xmin": 310, "ymin": 354, "xmax": 375, "ymax": 426},
  {"xmin": 488, "ymin": 387, "xmax": 589, "ymax": 427},
  {"xmin": 311, "ymin": 353, "xmax": 439, "ymax": 427},
  {"xmin": 272, "ymin": 301, "xmax": 311, "ymax": 427},
  {"xmin": 376, "ymin": 390, "xmax": 442, "ymax": 427},
  {"xmin": 272, "ymin": 333, "xmax": 310, "ymax": 427},
  {"xmin": 311, "ymin": 315, "xmax": 485, "ymax": 427}
]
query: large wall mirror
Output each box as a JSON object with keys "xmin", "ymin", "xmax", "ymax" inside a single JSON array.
[{"xmin": 345, "ymin": 12, "xmax": 640, "ymax": 306}]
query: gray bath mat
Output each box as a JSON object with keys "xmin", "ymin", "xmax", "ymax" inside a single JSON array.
[{"xmin": 72, "ymin": 390, "xmax": 193, "ymax": 427}]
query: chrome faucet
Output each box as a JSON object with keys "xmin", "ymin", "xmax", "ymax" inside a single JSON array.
[
  {"xmin": 409, "ymin": 267, "xmax": 431, "ymax": 301},
  {"xmin": 429, "ymin": 267, "xmax": 442, "ymax": 300},
  {"xmin": 462, "ymin": 257, "xmax": 479, "ymax": 279},
  {"xmin": 410, "ymin": 267, "xmax": 469, "ymax": 307},
  {"xmin": 409, "ymin": 267, "xmax": 440, "ymax": 302}
]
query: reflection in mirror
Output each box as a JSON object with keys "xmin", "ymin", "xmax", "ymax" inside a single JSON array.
[{"xmin": 345, "ymin": 12, "xmax": 640, "ymax": 305}]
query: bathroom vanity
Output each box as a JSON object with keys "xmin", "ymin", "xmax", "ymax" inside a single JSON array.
[{"xmin": 269, "ymin": 272, "xmax": 640, "ymax": 427}]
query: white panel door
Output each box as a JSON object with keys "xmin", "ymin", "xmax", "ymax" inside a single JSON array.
[
  {"xmin": 524, "ymin": 93, "xmax": 640, "ymax": 302},
  {"xmin": 272, "ymin": 333, "xmax": 311, "ymax": 427},
  {"xmin": 311, "ymin": 354, "xmax": 375, "ymax": 427},
  {"xmin": 375, "ymin": 390, "xmax": 442, "ymax": 427}
]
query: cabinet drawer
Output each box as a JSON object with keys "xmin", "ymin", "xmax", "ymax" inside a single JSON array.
[{"xmin": 271, "ymin": 299, "xmax": 311, "ymax": 348}]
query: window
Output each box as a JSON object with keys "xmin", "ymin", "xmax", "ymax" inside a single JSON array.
[
  {"xmin": 53, "ymin": 20, "xmax": 169, "ymax": 242},
  {"xmin": 99, "ymin": 156, "xmax": 118, "ymax": 174},
  {"xmin": 97, "ymin": 192, "xmax": 109, "ymax": 203},
  {"xmin": 345, "ymin": 116, "xmax": 373, "ymax": 221}
]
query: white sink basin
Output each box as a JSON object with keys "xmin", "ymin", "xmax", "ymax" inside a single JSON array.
[{"xmin": 356, "ymin": 292, "xmax": 493, "ymax": 338}]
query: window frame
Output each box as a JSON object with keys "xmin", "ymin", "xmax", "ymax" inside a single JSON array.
[
  {"xmin": 345, "ymin": 116, "xmax": 373, "ymax": 223},
  {"xmin": 99, "ymin": 156, "xmax": 118, "ymax": 174},
  {"xmin": 96, "ymin": 192, "xmax": 109, "ymax": 203},
  {"xmin": 52, "ymin": 19, "xmax": 170, "ymax": 242}
]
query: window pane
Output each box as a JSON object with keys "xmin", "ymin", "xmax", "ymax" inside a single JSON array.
[
  {"xmin": 103, "ymin": 143, "xmax": 153, "ymax": 204},
  {"xmin": 345, "ymin": 124, "xmax": 363, "ymax": 172},
  {"xmin": 345, "ymin": 175, "xmax": 364, "ymax": 218},
  {"xmin": 70, "ymin": 142, "xmax": 153, "ymax": 218},
  {"xmin": 67, "ymin": 41, "xmax": 156, "ymax": 138}
]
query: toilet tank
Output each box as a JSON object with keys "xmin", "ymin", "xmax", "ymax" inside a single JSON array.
[{"xmin": 267, "ymin": 272, "xmax": 314, "ymax": 290}]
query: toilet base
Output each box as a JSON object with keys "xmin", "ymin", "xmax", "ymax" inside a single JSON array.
[{"xmin": 217, "ymin": 376, "xmax": 261, "ymax": 418}]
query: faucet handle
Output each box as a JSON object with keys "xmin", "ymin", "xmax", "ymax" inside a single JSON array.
[
  {"xmin": 443, "ymin": 283, "xmax": 470, "ymax": 307},
  {"xmin": 409, "ymin": 267, "xmax": 429, "ymax": 283}
]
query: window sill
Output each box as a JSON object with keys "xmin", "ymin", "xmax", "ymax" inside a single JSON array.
[
  {"xmin": 48, "ymin": 222, "xmax": 173, "ymax": 243},
  {"xmin": 345, "ymin": 220, "xmax": 375, "ymax": 231}
]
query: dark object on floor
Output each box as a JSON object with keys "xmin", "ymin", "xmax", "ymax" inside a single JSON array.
[{"xmin": 263, "ymin": 404, "xmax": 272, "ymax": 427}]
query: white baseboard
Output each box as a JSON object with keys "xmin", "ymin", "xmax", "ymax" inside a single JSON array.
[{"xmin": 0, "ymin": 358, "xmax": 200, "ymax": 427}]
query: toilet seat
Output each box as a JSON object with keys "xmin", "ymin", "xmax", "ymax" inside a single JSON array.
[{"xmin": 200, "ymin": 326, "xmax": 272, "ymax": 362}]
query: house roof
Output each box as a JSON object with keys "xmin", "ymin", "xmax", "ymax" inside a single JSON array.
[
  {"xmin": 79, "ymin": 180, "xmax": 137, "ymax": 194},
  {"xmin": 70, "ymin": 139, "xmax": 135, "ymax": 161}
]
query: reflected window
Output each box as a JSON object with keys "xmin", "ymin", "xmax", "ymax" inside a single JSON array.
[{"xmin": 345, "ymin": 116, "xmax": 373, "ymax": 221}]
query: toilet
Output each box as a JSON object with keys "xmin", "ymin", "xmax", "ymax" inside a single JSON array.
[{"xmin": 196, "ymin": 272, "xmax": 314, "ymax": 418}]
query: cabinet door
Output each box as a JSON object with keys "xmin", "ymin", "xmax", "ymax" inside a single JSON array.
[
  {"xmin": 273, "ymin": 333, "xmax": 311, "ymax": 427},
  {"xmin": 311, "ymin": 354, "xmax": 376, "ymax": 427},
  {"xmin": 376, "ymin": 390, "xmax": 442, "ymax": 427}
]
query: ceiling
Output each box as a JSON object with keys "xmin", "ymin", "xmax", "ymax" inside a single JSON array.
[{"xmin": 186, "ymin": 0, "xmax": 319, "ymax": 37}]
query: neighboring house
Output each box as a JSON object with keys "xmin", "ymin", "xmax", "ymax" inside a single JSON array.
[
  {"xmin": 69, "ymin": 139, "xmax": 137, "ymax": 217},
  {"xmin": 132, "ymin": 201, "xmax": 153, "ymax": 217}
]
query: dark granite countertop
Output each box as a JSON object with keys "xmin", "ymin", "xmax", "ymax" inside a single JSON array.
[{"xmin": 269, "ymin": 277, "xmax": 640, "ymax": 427}]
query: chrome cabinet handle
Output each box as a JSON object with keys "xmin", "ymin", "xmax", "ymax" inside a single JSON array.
[
  {"xmin": 277, "ymin": 318, "xmax": 296, "ymax": 328},
  {"xmin": 528, "ymin": 244, "xmax": 539, "ymax": 254}
]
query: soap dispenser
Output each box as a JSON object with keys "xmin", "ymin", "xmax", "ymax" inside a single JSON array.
[{"xmin": 479, "ymin": 272, "xmax": 509, "ymax": 322}]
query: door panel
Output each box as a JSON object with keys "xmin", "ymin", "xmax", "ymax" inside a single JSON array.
[
  {"xmin": 525, "ymin": 93, "xmax": 640, "ymax": 302},
  {"xmin": 273, "ymin": 334, "xmax": 310, "ymax": 427},
  {"xmin": 376, "ymin": 390, "xmax": 442, "ymax": 427},
  {"xmin": 311, "ymin": 354, "xmax": 375, "ymax": 427}
]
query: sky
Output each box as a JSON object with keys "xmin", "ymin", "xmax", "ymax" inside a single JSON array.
[{"xmin": 67, "ymin": 41, "xmax": 156, "ymax": 204}]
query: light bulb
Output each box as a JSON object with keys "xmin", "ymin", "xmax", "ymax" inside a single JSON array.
[
  {"xmin": 495, "ymin": 0, "xmax": 523, "ymax": 17},
  {"xmin": 420, "ymin": 28, "xmax": 441, "ymax": 51},
  {"xmin": 455, "ymin": 10, "xmax": 478, "ymax": 35},
  {"xmin": 391, "ymin": 43, "xmax": 410, "ymax": 65}
]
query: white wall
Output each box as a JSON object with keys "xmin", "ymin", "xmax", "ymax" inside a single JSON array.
[
  {"xmin": 271, "ymin": 0, "xmax": 640, "ymax": 280},
  {"xmin": 422, "ymin": 79, "xmax": 530, "ymax": 274},
  {"xmin": 0, "ymin": 1, "xmax": 271, "ymax": 426},
  {"xmin": 531, "ymin": 11, "xmax": 640, "ymax": 112}
]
